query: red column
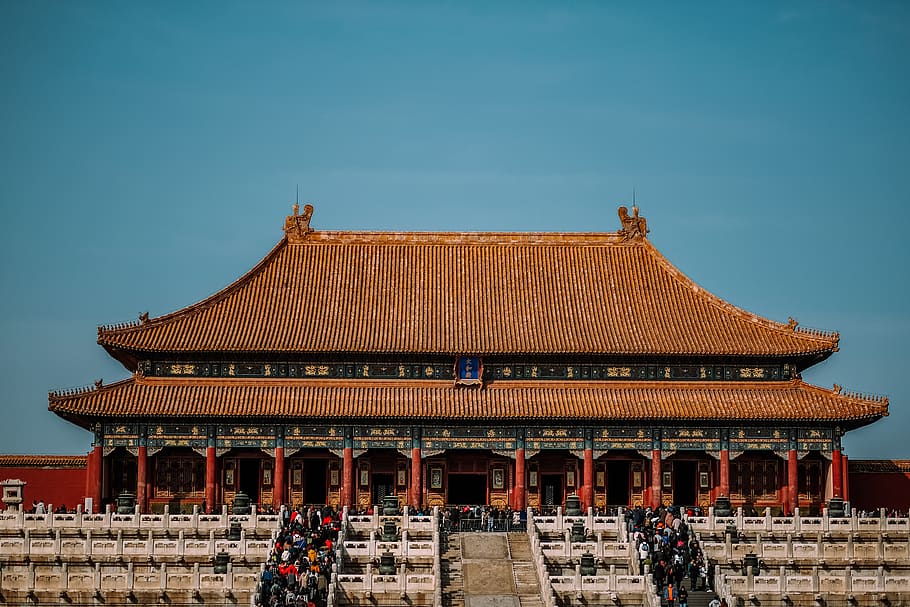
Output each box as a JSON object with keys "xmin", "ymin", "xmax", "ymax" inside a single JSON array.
[
  {"xmin": 831, "ymin": 449, "xmax": 843, "ymax": 499},
  {"xmin": 136, "ymin": 446, "xmax": 147, "ymax": 514},
  {"xmin": 410, "ymin": 447, "xmax": 422, "ymax": 509},
  {"xmin": 842, "ymin": 454, "xmax": 850, "ymax": 504},
  {"xmin": 89, "ymin": 445, "xmax": 102, "ymax": 513},
  {"xmin": 205, "ymin": 447, "xmax": 216, "ymax": 514},
  {"xmin": 583, "ymin": 448, "xmax": 594, "ymax": 511},
  {"xmin": 342, "ymin": 447, "xmax": 354, "ymax": 508},
  {"xmin": 719, "ymin": 449, "xmax": 730, "ymax": 499},
  {"xmin": 514, "ymin": 447, "xmax": 526, "ymax": 511},
  {"xmin": 651, "ymin": 449, "xmax": 661, "ymax": 510},
  {"xmin": 788, "ymin": 449, "xmax": 799, "ymax": 514},
  {"xmin": 273, "ymin": 446, "xmax": 285, "ymax": 511}
]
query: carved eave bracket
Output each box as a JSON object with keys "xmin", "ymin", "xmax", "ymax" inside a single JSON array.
[
  {"xmin": 284, "ymin": 203, "xmax": 315, "ymax": 243},
  {"xmin": 618, "ymin": 205, "xmax": 649, "ymax": 241}
]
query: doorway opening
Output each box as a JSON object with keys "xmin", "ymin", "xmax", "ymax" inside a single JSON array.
[
  {"xmin": 447, "ymin": 473, "xmax": 487, "ymax": 505},
  {"xmin": 303, "ymin": 459, "xmax": 327, "ymax": 505},
  {"xmin": 239, "ymin": 459, "xmax": 261, "ymax": 505},
  {"xmin": 541, "ymin": 474, "xmax": 563, "ymax": 507},
  {"xmin": 372, "ymin": 473, "xmax": 395, "ymax": 505},
  {"xmin": 673, "ymin": 460, "xmax": 698, "ymax": 507},
  {"xmin": 607, "ymin": 461, "xmax": 631, "ymax": 506}
]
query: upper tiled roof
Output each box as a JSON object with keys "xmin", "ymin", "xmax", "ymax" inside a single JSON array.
[
  {"xmin": 97, "ymin": 207, "xmax": 838, "ymax": 359},
  {"xmin": 49, "ymin": 375, "xmax": 886, "ymax": 427}
]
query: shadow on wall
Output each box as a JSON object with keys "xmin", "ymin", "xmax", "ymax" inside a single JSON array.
[{"xmin": 849, "ymin": 462, "xmax": 910, "ymax": 512}]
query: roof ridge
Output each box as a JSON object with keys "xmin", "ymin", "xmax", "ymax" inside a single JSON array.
[{"xmin": 288, "ymin": 230, "xmax": 632, "ymax": 245}]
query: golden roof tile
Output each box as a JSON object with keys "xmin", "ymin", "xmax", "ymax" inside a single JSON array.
[{"xmin": 96, "ymin": 208, "xmax": 838, "ymax": 358}]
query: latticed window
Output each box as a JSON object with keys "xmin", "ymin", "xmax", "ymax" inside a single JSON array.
[
  {"xmin": 798, "ymin": 460, "xmax": 823, "ymax": 501},
  {"xmin": 155, "ymin": 456, "xmax": 205, "ymax": 497},
  {"xmin": 731, "ymin": 459, "xmax": 780, "ymax": 500}
]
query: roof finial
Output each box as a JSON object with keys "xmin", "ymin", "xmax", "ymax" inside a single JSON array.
[
  {"xmin": 632, "ymin": 187, "xmax": 637, "ymax": 213},
  {"xmin": 284, "ymin": 202, "xmax": 315, "ymax": 242},
  {"xmin": 618, "ymin": 205, "xmax": 648, "ymax": 240}
]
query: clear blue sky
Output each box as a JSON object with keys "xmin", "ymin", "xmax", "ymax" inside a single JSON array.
[{"xmin": 1, "ymin": 2, "xmax": 908, "ymax": 458}]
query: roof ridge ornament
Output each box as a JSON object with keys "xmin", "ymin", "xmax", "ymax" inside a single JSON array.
[
  {"xmin": 618, "ymin": 205, "xmax": 648, "ymax": 241},
  {"xmin": 284, "ymin": 203, "xmax": 315, "ymax": 242}
]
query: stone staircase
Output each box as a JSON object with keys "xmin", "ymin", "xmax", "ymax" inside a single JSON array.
[
  {"xmin": 509, "ymin": 532, "xmax": 545, "ymax": 607},
  {"xmin": 685, "ymin": 588, "xmax": 719, "ymax": 607},
  {"xmin": 441, "ymin": 531, "xmax": 465, "ymax": 607}
]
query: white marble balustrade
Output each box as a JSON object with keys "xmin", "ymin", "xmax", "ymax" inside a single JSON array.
[
  {"xmin": 0, "ymin": 504, "xmax": 281, "ymax": 534},
  {"xmin": 0, "ymin": 561, "xmax": 261, "ymax": 595},
  {"xmin": 0, "ymin": 528, "xmax": 273, "ymax": 561}
]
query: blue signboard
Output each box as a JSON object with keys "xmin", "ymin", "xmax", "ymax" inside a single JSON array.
[{"xmin": 455, "ymin": 356, "xmax": 482, "ymax": 385}]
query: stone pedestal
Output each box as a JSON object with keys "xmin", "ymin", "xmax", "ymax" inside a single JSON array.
[{"xmin": 1, "ymin": 479, "xmax": 26, "ymax": 511}]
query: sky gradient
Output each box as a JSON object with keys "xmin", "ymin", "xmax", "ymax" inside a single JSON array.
[{"xmin": 1, "ymin": 1, "xmax": 908, "ymax": 458}]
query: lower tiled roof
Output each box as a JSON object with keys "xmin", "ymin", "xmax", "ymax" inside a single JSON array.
[
  {"xmin": 849, "ymin": 460, "xmax": 910, "ymax": 473},
  {"xmin": 48, "ymin": 376, "xmax": 887, "ymax": 426},
  {"xmin": 0, "ymin": 455, "xmax": 87, "ymax": 468}
]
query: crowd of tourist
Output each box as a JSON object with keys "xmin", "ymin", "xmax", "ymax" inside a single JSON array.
[
  {"xmin": 625, "ymin": 505, "xmax": 717, "ymax": 602},
  {"xmin": 249, "ymin": 499, "xmax": 910, "ymax": 607},
  {"xmin": 440, "ymin": 505, "xmax": 527, "ymax": 533},
  {"xmin": 255, "ymin": 505, "xmax": 340, "ymax": 607}
]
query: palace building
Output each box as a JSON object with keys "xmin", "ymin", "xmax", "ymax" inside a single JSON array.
[{"xmin": 48, "ymin": 205, "xmax": 888, "ymax": 515}]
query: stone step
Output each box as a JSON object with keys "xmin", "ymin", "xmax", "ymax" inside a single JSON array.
[
  {"xmin": 508, "ymin": 532, "xmax": 544, "ymax": 607},
  {"xmin": 442, "ymin": 532, "xmax": 465, "ymax": 607}
]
